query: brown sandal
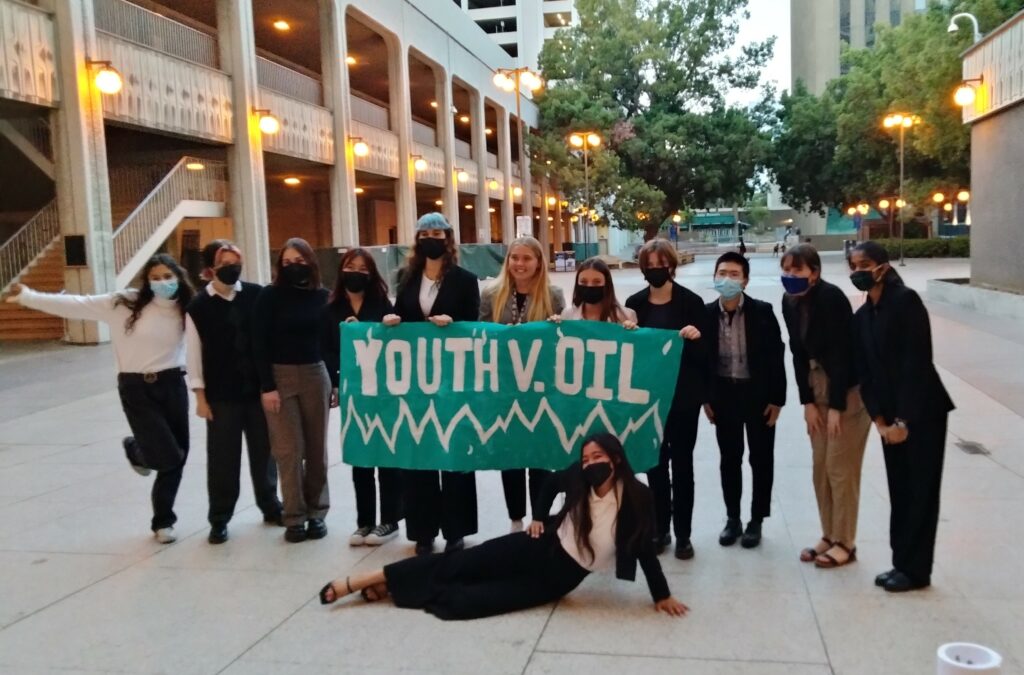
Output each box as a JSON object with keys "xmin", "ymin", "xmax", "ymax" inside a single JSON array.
[
  {"xmin": 815, "ymin": 543, "xmax": 857, "ymax": 568},
  {"xmin": 800, "ymin": 538, "xmax": 832, "ymax": 563}
]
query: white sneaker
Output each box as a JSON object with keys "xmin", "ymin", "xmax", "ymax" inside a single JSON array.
[
  {"xmin": 364, "ymin": 523, "xmax": 399, "ymax": 545},
  {"xmin": 349, "ymin": 525, "xmax": 373, "ymax": 546},
  {"xmin": 510, "ymin": 519, "xmax": 524, "ymax": 534},
  {"xmin": 154, "ymin": 527, "xmax": 176, "ymax": 544}
]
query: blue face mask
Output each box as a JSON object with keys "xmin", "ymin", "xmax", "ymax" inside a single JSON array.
[
  {"xmin": 781, "ymin": 275, "xmax": 810, "ymax": 295},
  {"xmin": 714, "ymin": 277, "xmax": 744, "ymax": 300},
  {"xmin": 150, "ymin": 279, "xmax": 179, "ymax": 300}
]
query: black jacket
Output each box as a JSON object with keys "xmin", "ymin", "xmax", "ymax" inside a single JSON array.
[
  {"xmin": 705, "ymin": 294, "xmax": 787, "ymax": 407},
  {"xmin": 625, "ymin": 282, "xmax": 710, "ymax": 409},
  {"xmin": 321, "ymin": 294, "xmax": 395, "ymax": 389},
  {"xmin": 853, "ymin": 282, "xmax": 954, "ymax": 425},
  {"xmin": 535, "ymin": 469, "xmax": 670, "ymax": 602},
  {"xmin": 781, "ymin": 280, "xmax": 858, "ymax": 411},
  {"xmin": 394, "ymin": 264, "xmax": 480, "ymax": 323}
]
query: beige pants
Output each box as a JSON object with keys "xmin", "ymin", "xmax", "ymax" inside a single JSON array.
[{"xmin": 808, "ymin": 363, "xmax": 871, "ymax": 549}]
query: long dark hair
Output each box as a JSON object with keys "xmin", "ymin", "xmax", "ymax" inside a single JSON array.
[
  {"xmin": 851, "ymin": 240, "xmax": 903, "ymax": 285},
  {"xmin": 572, "ymin": 258, "xmax": 627, "ymax": 322},
  {"xmin": 115, "ymin": 253, "xmax": 194, "ymax": 332},
  {"xmin": 554, "ymin": 433, "xmax": 654, "ymax": 563},
  {"xmin": 329, "ymin": 248, "xmax": 389, "ymax": 307},
  {"xmin": 273, "ymin": 237, "xmax": 322, "ymax": 288}
]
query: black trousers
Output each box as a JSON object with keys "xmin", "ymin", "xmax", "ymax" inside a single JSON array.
[
  {"xmin": 402, "ymin": 469, "xmax": 477, "ymax": 543},
  {"xmin": 117, "ymin": 370, "xmax": 190, "ymax": 531},
  {"xmin": 206, "ymin": 399, "xmax": 281, "ymax": 526},
  {"xmin": 712, "ymin": 379, "xmax": 776, "ymax": 521},
  {"xmin": 883, "ymin": 414, "xmax": 947, "ymax": 584},
  {"xmin": 648, "ymin": 405, "xmax": 700, "ymax": 541},
  {"xmin": 354, "ymin": 467, "xmax": 402, "ymax": 527},
  {"xmin": 384, "ymin": 532, "xmax": 588, "ymax": 620},
  {"xmin": 501, "ymin": 468, "xmax": 552, "ymax": 521}
]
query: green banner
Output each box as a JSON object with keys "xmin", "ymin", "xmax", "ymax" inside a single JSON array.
[{"xmin": 339, "ymin": 321, "xmax": 684, "ymax": 472}]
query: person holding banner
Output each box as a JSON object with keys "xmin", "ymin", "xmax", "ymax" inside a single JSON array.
[
  {"xmin": 318, "ymin": 434, "xmax": 689, "ymax": 621},
  {"xmin": 253, "ymin": 238, "xmax": 331, "ymax": 544},
  {"xmin": 703, "ymin": 252, "xmax": 786, "ymax": 550},
  {"xmin": 559, "ymin": 258, "xmax": 637, "ymax": 324},
  {"xmin": 480, "ymin": 236, "xmax": 566, "ymax": 533},
  {"xmin": 625, "ymin": 239, "xmax": 709, "ymax": 560},
  {"xmin": 322, "ymin": 248, "xmax": 403, "ymax": 547},
  {"xmin": 393, "ymin": 213, "xmax": 481, "ymax": 555}
]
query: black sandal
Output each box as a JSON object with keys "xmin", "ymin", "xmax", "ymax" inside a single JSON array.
[
  {"xmin": 319, "ymin": 576, "xmax": 353, "ymax": 605},
  {"xmin": 800, "ymin": 538, "xmax": 832, "ymax": 563},
  {"xmin": 815, "ymin": 543, "xmax": 857, "ymax": 569}
]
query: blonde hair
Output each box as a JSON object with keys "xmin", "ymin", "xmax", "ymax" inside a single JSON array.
[{"xmin": 488, "ymin": 236, "xmax": 553, "ymax": 323}]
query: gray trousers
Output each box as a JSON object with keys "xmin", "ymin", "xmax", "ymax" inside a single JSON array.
[{"xmin": 265, "ymin": 363, "xmax": 331, "ymax": 527}]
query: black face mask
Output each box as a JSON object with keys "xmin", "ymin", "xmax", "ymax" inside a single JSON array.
[
  {"xmin": 643, "ymin": 267, "xmax": 671, "ymax": 288},
  {"xmin": 577, "ymin": 285, "xmax": 606, "ymax": 305},
  {"xmin": 582, "ymin": 461, "xmax": 613, "ymax": 488},
  {"xmin": 342, "ymin": 271, "xmax": 370, "ymax": 293},
  {"xmin": 214, "ymin": 264, "xmax": 242, "ymax": 285},
  {"xmin": 280, "ymin": 263, "xmax": 312, "ymax": 287},
  {"xmin": 417, "ymin": 237, "xmax": 447, "ymax": 260}
]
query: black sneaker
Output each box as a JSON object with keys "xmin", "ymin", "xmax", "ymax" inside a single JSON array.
[
  {"xmin": 306, "ymin": 518, "xmax": 328, "ymax": 540},
  {"xmin": 415, "ymin": 539, "xmax": 435, "ymax": 556},
  {"xmin": 741, "ymin": 520, "xmax": 763, "ymax": 549},
  {"xmin": 875, "ymin": 569, "xmax": 897, "ymax": 587},
  {"xmin": 444, "ymin": 537, "xmax": 464, "ymax": 553},
  {"xmin": 262, "ymin": 511, "xmax": 284, "ymax": 527},
  {"xmin": 208, "ymin": 524, "xmax": 228, "ymax": 545},
  {"xmin": 719, "ymin": 518, "xmax": 743, "ymax": 546},
  {"xmin": 674, "ymin": 539, "xmax": 695, "ymax": 560},
  {"xmin": 653, "ymin": 532, "xmax": 671, "ymax": 555},
  {"xmin": 284, "ymin": 525, "xmax": 307, "ymax": 543},
  {"xmin": 122, "ymin": 437, "xmax": 151, "ymax": 476},
  {"xmin": 365, "ymin": 523, "xmax": 400, "ymax": 546}
]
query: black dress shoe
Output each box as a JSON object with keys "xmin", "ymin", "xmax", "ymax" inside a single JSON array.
[
  {"xmin": 284, "ymin": 525, "xmax": 308, "ymax": 543},
  {"xmin": 306, "ymin": 518, "xmax": 328, "ymax": 540},
  {"xmin": 444, "ymin": 537, "xmax": 465, "ymax": 553},
  {"xmin": 741, "ymin": 521, "xmax": 762, "ymax": 549},
  {"xmin": 263, "ymin": 511, "xmax": 284, "ymax": 527},
  {"xmin": 654, "ymin": 532, "xmax": 671, "ymax": 555},
  {"xmin": 208, "ymin": 524, "xmax": 228, "ymax": 544},
  {"xmin": 883, "ymin": 571, "xmax": 930, "ymax": 593},
  {"xmin": 415, "ymin": 539, "xmax": 435, "ymax": 556},
  {"xmin": 719, "ymin": 519, "xmax": 743, "ymax": 546},
  {"xmin": 674, "ymin": 540, "xmax": 695, "ymax": 560},
  {"xmin": 875, "ymin": 569, "xmax": 897, "ymax": 587}
]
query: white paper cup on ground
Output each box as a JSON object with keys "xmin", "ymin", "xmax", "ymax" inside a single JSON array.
[{"xmin": 937, "ymin": 643, "xmax": 1002, "ymax": 674}]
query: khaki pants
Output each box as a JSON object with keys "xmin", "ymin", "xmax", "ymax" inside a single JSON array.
[{"xmin": 808, "ymin": 363, "xmax": 871, "ymax": 548}]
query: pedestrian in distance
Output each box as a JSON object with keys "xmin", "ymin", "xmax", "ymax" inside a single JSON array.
[
  {"xmin": 252, "ymin": 238, "xmax": 331, "ymax": 544},
  {"xmin": 186, "ymin": 240, "xmax": 283, "ymax": 545},
  {"xmin": 8, "ymin": 254, "xmax": 195, "ymax": 544},
  {"xmin": 318, "ymin": 434, "xmax": 690, "ymax": 621}
]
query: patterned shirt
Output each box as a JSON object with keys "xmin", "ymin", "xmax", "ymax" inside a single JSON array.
[{"xmin": 717, "ymin": 295, "xmax": 750, "ymax": 379}]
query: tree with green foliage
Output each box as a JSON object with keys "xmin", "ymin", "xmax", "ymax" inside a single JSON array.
[{"xmin": 534, "ymin": 0, "xmax": 773, "ymax": 238}]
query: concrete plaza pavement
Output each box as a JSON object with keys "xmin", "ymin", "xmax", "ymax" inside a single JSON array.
[{"xmin": 0, "ymin": 252, "xmax": 1022, "ymax": 675}]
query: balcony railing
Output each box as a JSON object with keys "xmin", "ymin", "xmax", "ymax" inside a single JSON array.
[
  {"xmin": 0, "ymin": 199, "xmax": 58, "ymax": 293},
  {"xmin": 351, "ymin": 94, "xmax": 390, "ymax": 130},
  {"xmin": 94, "ymin": 0, "xmax": 218, "ymax": 69},
  {"xmin": 256, "ymin": 56, "xmax": 323, "ymax": 106},
  {"xmin": 0, "ymin": 0, "xmax": 59, "ymax": 107}
]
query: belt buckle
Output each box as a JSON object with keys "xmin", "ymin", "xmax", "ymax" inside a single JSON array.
[{"xmin": 143, "ymin": 372, "xmax": 158, "ymax": 384}]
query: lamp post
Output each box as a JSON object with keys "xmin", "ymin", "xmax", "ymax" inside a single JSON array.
[
  {"xmin": 948, "ymin": 12, "xmax": 982, "ymax": 43},
  {"xmin": 568, "ymin": 132, "xmax": 601, "ymax": 253},
  {"xmin": 882, "ymin": 113, "xmax": 921, "ymax": 266},
  {"xmin": 493, "ymin": 67, "xmax": 543, "ymax": 223}
]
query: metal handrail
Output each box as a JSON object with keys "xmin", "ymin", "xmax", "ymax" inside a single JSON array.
[
  {"xmin": 0, "ymin": 200, "xmax": 59, "ymax": 293},
  {"xmin": 112, "ymin": 156, "xmax": 227, "ymax": 272},
  {"xmin": 5, "ymin": 116, "xmax": 52, "ymax": 159},
  {"xmin": 94, "ymin": 0, "xmax": 219, "ymax": 69},
  {"xmin": 256, "ymin": 56, "xmax": 323, "ymax": 106}
]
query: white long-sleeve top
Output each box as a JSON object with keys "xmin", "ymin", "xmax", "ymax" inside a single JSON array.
[
  {"xmin": 557, "ymin": 482, "xmax": 622, "ymax": 572},
  {"xmin": 19, "ymin": 288, "xmax": 185, "ymax": 375}
]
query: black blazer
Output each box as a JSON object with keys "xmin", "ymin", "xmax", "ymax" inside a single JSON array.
[
  {"xmin": 625, "ymin": 282, "xmax": 710, "ymax": 409},
  {"xmin": 321, "ymin": 294, "xmax": 395, "ymax": 388},
  {"xmin": 781, "ymin": 280, "xmax": 858, "ymax": 411},
  {"xmin": 535, "ymin": 469, "xmax": 670, "ymax": 602},
  {"xmin": 853, "ymin": 282, "xmax": 954, "ymax": 425},
  {"xmin": 704, "ymin": 294, "xmax": 787, "ymax": 407},
  {"xmin": 394, "ymin": 265, "xmax": 480, "ymax": 323}
]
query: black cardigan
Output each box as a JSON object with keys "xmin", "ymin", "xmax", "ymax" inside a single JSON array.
[
  {"xmin": 321, "ymin": 294, "xmax": 395, "ymax": 388},
  {"xmin": 781, "ymin": 280, "xmax": 858, "ymax": 411},
  {"xmin": 704, "ymin": 294, "xmax": 787, "ymax": 407},
  {"xmin": 394, "ymin": 264, "xmax": 480, "ymax": 323},
  {"xmin": 625, "ymin": 282, "xmax": 710, "ymax": 409},
  {"xmin": 853, "ymin": 282, "xmax": 954, "ymax": 425},
  {"xmin": 535, "ymin": 469, "xmax": 671, "ymax": 602}
]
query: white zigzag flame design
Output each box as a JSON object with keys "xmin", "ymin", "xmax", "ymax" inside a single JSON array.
[{"xmin": 340, "ymin": 395, "xmax": 666, "ymax": 456}]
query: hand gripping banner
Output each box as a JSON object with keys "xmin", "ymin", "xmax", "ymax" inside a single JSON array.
[{"xmin": 338, "ymin": 321, "xmax": 684, "ymax": 472}]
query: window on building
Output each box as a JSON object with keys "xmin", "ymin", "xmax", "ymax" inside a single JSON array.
[
  {"xmin": 476, "ymin": 17, "xmax": 518, "ymax": 34},
  {"xmin": 840, "ymin": 0, "xmax": 851, "ymax": 44},
  {"xmin": 468, "ymin": 0, "xmax": 517, "ymax": 9},
  {"xmin": 502, "ymin": 43, "xmax": 518, "ymax": 58},
  {"xmin": 891, "ymin": 8, "xmax": 901, "ymax": 26},
  {"xmin": 865, "ymin": 0, "xmax": 876, "ymax": 46},
  {"xmin": 544, "ymin": 12, "xmax": 570, "ymax": 27}
]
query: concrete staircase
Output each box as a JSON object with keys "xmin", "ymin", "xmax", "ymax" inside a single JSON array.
[{"xmin": 0, "ymin": 238, "xmax": 65, "ymax": 340}]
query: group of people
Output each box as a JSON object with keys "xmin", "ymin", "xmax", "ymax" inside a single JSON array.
[{"xmin": 7, "ymin": 211, "xmax": 952, "ymax": 620}]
